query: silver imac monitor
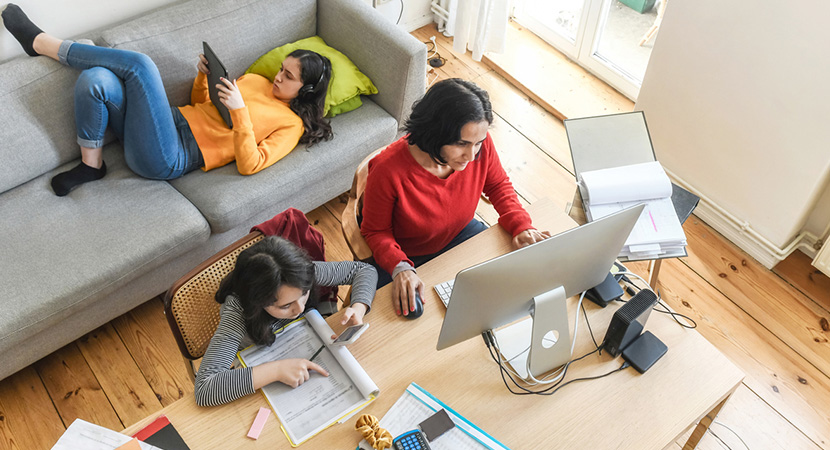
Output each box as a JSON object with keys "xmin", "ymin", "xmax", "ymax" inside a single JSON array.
[{"xmin": 436, "ymin": 204, "xmax": 644, "ymax": 379}]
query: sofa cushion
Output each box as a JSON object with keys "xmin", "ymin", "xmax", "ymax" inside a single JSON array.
[
  {"xmin": 169, "ymin": 98, "xmax": 397, "ymax": 233},
  {"xmin": 101, "ymin": 0, "xmax": 317, "ymax": 108},
  {"xmin": 0, "ymin": 144, "xmax": 210, "ymax": 356},
  {"xmin": 0, "ymin": 57, "xmax": 86, "ymax": 193}
]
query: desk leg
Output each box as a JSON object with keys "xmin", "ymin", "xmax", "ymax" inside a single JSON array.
[
  {"xmin": 681, "ymin": 393, "xmax": 731, "ymax": 449},
  {"xmin": 648, "ymin": 259, "xmax": 663, "ymax": 290}
]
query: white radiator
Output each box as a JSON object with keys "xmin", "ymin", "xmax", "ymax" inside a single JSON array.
[{"xmin": 430, "ymin": 0, "xmax": 457, "ymax": 34}]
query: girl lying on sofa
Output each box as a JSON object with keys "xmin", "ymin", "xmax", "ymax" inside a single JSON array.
[
  {"xmin": 2, "ymin": 4, "xmax": 333, "ymax": 196},
  {"xmin": 195, "ymin": 236, "xmax": 377, "ymax": 406}
]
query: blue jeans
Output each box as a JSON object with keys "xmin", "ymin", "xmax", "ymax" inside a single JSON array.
[
  {"xmin": 370, "ymin": 218, "xmax": 489, "ymax": 288},
  {"xmin": 59, "ymin": 41, "xmax": 203, "ymax": 180}
]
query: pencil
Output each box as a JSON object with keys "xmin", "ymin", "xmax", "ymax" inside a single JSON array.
[{"xmin": 308, "ymin": 344, "xmax": 325, "ymax": 363}]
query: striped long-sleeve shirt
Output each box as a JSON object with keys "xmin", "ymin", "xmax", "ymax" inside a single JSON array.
[{"xmin": 194, "ymin": 260, "xmax": 377, "ymax": 407}]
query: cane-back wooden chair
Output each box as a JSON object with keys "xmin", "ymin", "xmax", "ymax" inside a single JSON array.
[{"xmin": 163, "ymin": 231, "xmax": 264, "ymax": 379}]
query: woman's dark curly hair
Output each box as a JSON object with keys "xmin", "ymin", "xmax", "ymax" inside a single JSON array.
[
  {"xmin": 215, "ymin": 236, "xmax": 317, "ymax": 346},
  {"xmin": 288, "ymin": 49, "xmax": 334, "ymax": 146},
  {"xmin": 403, "ymin": 78, "xmax": 494, "ymax": 165}
]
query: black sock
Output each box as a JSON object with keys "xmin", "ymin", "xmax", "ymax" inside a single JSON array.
[
  {"xmin": 51, "ymin": 161, "xmax": 107, "ymax": 196},
  {"xmin": 2, "ymin": 4, "xmax": 43, "ymax": 57}
]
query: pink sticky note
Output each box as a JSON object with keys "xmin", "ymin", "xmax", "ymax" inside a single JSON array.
[{"xmin": 247, "ymin": 407, "xmax": 271, "ymax": 439}]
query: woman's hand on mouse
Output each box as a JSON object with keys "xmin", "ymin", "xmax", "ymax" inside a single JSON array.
[
  {"xmin": 512, "ymin": 228, "xmax": 551, "ymax": 249},
  {"xmin": 216, "ymin": 77, "xmax": 245, "ymax": 110},
  {"xmin": 392, "ymin": 270, "xmax": 424, "ymax": 317}
]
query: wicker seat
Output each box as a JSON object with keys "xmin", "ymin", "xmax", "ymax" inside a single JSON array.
[
  {"xmin": 340, "ymin": 147, "xmax": 385, "ymax": 261},
  {"xmin": 163, "ymin": 231, "xmax": 264, "ymax": 378}
]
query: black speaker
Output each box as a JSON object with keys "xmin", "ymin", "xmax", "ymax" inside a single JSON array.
[{"xmin": 602, "ymin": 289, "xmax": 658, "ymax": 357}]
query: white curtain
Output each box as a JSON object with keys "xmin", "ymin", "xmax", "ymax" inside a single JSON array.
[{"xmin": 446, "ymin": 0, "xmax": 510, "ymax": 62}]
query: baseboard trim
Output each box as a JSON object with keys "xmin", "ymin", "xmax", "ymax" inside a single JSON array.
[{"xmin": 667, "ymin": 171, "xmax": 820, "ymax": 270}]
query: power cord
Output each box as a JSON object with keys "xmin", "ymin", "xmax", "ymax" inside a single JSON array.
[
  {"xmin": 615, "ymin": 268, "xmax": 697, "ymax": 329},
  {"xmin": 711, "ymin": 420, "xmax": 751, "ymax": 450}
]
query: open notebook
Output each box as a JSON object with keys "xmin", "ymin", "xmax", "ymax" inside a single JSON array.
[
  {"xmin": 238, "ymin": 309, "xmax": 378, "ymax": 446},
  {"xmin": 565, "ymin": 111, "xmax": 689, "ymax": 261},
  {"xmin": 579, "ymin": 161, "xmax": 686, "ymax": 259}
]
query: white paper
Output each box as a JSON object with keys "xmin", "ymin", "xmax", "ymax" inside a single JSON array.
[
  {"xmin": 51, "ymin": 419, "xmax": 163, "ymax": 450},
  {"xmin": 359, "ymin": 384, "xmax": 511, "ymax": 450},
  {"xmin": 305, "ymin": 310, "xmax": 379, "ymax": 399},
  {"xmin": 238, "ymin": 310, "xmax": 376, "ymax": 446},
  {"xmin": 579, "ymin": 161, "xmax": 672, "ymax": 205}
]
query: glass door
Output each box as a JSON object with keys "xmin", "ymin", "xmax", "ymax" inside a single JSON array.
[{"xmin": 515, "ymin": 0, "xmax": 663, "ymax": 99}]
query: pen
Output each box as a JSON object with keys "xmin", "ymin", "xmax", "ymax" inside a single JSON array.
[{"xmin": 308, "ymin": 344, "xmax": 325, "ymax": 363}]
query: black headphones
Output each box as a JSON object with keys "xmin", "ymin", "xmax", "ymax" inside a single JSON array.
[{"xmin": 299, "ymin": 55, "xmax": 327, "ymax": 95}]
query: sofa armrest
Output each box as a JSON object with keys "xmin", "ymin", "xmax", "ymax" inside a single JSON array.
[{"xmin": 317, "ymin": 0, "xmax": 426, "ymax": 131}]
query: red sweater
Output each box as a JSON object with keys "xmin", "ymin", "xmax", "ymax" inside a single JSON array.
[{"xmin": 361, "ymin": 134, "xmax": 533, "ymax": 274}]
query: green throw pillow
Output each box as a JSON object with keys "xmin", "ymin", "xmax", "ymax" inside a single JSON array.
[{"xmin": 246, "ymin": 36, "xmax": 378, "ymax": 118}]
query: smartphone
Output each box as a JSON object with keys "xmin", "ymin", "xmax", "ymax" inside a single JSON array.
[{"xmin": 331, "ymin": 323, "xmax": 369, "ymax": 346}]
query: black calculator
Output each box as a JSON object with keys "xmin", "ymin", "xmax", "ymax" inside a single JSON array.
[{"xmin": 393, "ymin": 430, "xmax": 432, "ymax": 450}]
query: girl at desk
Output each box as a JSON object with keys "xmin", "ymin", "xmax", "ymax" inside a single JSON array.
[
  {"xmin": 194, "ymin": 236, "xmax": 377, "ymax": 407},
  {"xmin": 360, "ymin": 78, "xmax": 551, "ymax": 317}
]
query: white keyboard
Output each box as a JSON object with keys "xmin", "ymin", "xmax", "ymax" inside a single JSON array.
[{"xmin": 433, "ymin": 279, "xmax": 454, "ymax": 308}]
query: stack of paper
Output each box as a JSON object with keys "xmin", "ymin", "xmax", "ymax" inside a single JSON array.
[{"xmin": 579, "ymin": 161, "xmax": 686, "ymax": 260}]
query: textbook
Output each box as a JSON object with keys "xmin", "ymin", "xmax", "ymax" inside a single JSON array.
[
  {"xmin": 358, "ymin": 383, "xmax": 511, "ymax": 450},
  {"xmin": 578, "ymin": 160, "xmax": 687, "ymax": 260},
  {"xmin": 238, "ymin": 309, "xmax": 378, "ymax": 447}
]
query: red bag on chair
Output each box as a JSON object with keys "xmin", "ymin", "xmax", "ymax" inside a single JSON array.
[{"xmin": 251, "ymin": 208, "xmax": 338, "ymax": 314}]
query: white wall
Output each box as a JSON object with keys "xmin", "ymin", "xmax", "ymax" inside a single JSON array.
[
  {"xmin": 365, "ymin": 0, "xmax": 433, "ymax": 31},
  {"xmin": 1, "ymin": 0, "xmax": 434, "ymax": 62},
  {"xmin": 0, "ymin": 0, "xmax": 183, "ymax": 62},
  {"xmin": 635, "ymin": 0, "xmax": 830, "ymax": 267}
]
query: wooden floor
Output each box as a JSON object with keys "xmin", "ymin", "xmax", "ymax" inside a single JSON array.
[{"xmin": 2, "ymin": 24, "xmax": 829, "ymax": 450}]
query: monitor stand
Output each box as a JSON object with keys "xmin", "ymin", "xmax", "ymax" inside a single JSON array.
[{"xmin": 492, "ymin": 286, "xmax": 571, "ymax": 379}]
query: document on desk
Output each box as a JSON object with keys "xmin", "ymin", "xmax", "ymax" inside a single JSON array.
[
  {"xmin": 238, "ymin": 309, "xmax": 378, "ymax": 447},
  {"xmin": 358, "ymin": 383, "xmax": 511, "ymax": 450},
  {"xmin": 51, "ymin": 419, "xmax": 163, "ymax": 450},
  {"xmin": 579, "ymin": 161, "xmax": 686, "ymax": 260}
]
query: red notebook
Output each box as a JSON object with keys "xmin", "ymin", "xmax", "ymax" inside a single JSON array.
[{"xmin": 132, "ymin": 415, "xmax": 191, "ymax": 450}]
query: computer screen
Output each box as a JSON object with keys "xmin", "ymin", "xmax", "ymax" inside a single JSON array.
[{"xmin": 436, "ymin": 204, "xmax": 644, "ymax": 377}]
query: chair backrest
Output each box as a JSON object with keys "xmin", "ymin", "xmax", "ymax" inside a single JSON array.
[
  {"xmin": 164, "ymin": 231, "xmax": 264, "ymax": 360},
  {"xmin": 341, "ymin": 147, "xmax": 386, "ymax": 261}
]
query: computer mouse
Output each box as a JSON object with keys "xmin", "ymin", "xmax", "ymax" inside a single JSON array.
[{"xmin": 405, "ymin": 291, "xmax": 424, "ymax": 319}]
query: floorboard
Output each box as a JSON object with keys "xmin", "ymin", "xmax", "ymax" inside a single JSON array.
[
  {"xmin": 681, "ymin": 219, "xmax": 830, "ymax": 379},
  {"xmin": 774, "ymin": 250, "xmax": 830, "ymax": 314},
  {"xmin": 75, "ymin": 324, "xmax": 164, "ymax": 428},
  {"xmin": 34, "ymin": 343, "xmax": 123, "ymax": 431},
  {"xmin": 0, "ymin": 367, "xmax": 65, "ymax": 450},
  {"xmin": 111, "ymin": 297, "xmax": 192, "ymax": 407}
]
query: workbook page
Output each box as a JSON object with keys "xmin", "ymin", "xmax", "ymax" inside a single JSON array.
[{"xmin": 239, "ymin": 316, "xmax": 369, "ymax": 445}]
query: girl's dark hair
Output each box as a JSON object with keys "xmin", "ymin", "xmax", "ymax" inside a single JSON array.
[
  {"xmin": 403, "ymin": 78, "xmax": 494, "ymax": 165},
  {"xmin": 215, "ymin": 236, "xmax": 316, "ymax": 346},
  {"xmin": 287, "ymin": 49, "xmax": 334, "ymax": 146}
]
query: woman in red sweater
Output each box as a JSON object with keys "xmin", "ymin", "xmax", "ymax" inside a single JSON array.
[{"xmin": 361, "ymin": 79, "xmax": 550, "ymax": 316}]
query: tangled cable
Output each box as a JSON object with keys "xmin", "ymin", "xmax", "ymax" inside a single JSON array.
[{"xmin": 355, "ymin": 414, "xmax": 393, "ymax": 450}]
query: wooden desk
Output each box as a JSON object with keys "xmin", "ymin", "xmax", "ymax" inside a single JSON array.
[{"xmin": 124, "ymin": 198, "xmax": 742, "ymax": 449}]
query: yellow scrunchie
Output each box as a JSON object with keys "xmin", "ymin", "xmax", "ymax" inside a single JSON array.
[{"xmin": 355, "ymin": 414, "xmax": 393, "ymax": 450}]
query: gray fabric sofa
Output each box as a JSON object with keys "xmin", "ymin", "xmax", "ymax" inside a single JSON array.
[{"xmin": 0, "ymin": 0, "xmax": 424, "ymax": 381}]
